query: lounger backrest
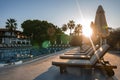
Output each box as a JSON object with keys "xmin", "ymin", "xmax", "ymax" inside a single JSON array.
[
  {"xmin": 81, "ymin": 45, "xmax": 90, "ymax": 51},
  {"xmin": 90, "ymin": 44, "xmax": 110, "ymax": 65},
  {"xmin": 85, "ymin": 47, "xmax": 93, "ymax": 53},
  {"xmin": 87, "ymin": 45, "xmax": 100, "ymax": 56},
  {"xmin": 87, "ymin": 49, "xmax": 94, "ymax": 56}
]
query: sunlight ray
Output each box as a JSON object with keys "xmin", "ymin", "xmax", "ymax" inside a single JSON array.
[
  {"xmin": 89, "ymin": 37, "xmax": 96, "ymax": 51},
  {"xmin": 75, "ymin": 0, "xmax": 85, "ymax": 22},
  {"xmin": 75, "ymin": 0, "xmax": 96, "ymax": 52}
]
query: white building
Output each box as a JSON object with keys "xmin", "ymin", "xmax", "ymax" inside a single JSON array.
[{"xmin": 0, "ymin": 28, "xmax": 31, "ymax": 47}]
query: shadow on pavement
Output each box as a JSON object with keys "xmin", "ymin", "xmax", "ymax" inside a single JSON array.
[
  {"xmin": 34, "ymin": 66, "xmax": 115, "ymax": 80},
  {"xmin": 108, "ymin": 51, "xmax": 120, "ymax": 57}
]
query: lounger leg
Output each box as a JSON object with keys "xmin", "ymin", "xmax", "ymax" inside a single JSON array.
[
  {"xmin": 92, "ymin": 68, "xmax": 95, "ymax": 73},
  {"xmin": 60, "ymin": 66, "xmax": 66, "ymax": 74},
  {"xmin": 99, "ymin": 65, "xmax": 115, "ymax": 77},
  {"xmin": 60, "ymin": 66, "xmax": 64, "ymax": 74},
  {"xmin": 101, "ymin": 60, "xmax": 115, "ymax": 77},
  {"xmin": 105, "ymin": 68, "xmax": 115, "ymax": 77}
]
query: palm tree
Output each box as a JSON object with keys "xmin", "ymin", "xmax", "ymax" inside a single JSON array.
[
  {"xmin": 62, "ymin": 24, "xmax": 67, "ymax": 32},
  {"xmin": 74, "ymin": 24, "xmax": 82, "ymax": 36},
  {"xmin": 67, "ymin": 20, "xmax": 75, "ymax": 35},
  {"xmin": 74, "ymin": 24, "xmax": 83, "ymax": 49},
  {"xmin": 5, "ymin": 18, "xmax": 17, "ymax": 43},
  {"xmin": 6, "ymin": 18, "xmax": 17, "ymax": 31}
]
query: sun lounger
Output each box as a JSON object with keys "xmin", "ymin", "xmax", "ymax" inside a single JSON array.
[
  {"xmin": 64, "ymin": 45, "xmax": 99, "ymax": 55},
  {"xmin": 60, "ymin": 46, "xmax": 99, "ymax": 59},
  {"xmin": 64, "ymin": 47, "xmax": 93, "ymax": 55},
  {"xmin": 64, "ymin": 46, "xmax": 91, "ymax": 55},
  {"xmin": 65, "ymin": 48, "xmax": 80, "ymax": 53},
  {"xmin": 60, "ymin": 53, "xmax": 91, "ymax": 59},
  {"xmin": 80, "ymin": 45, "xmax": 91, "ymax": 53},
  {"xmin": 60, "ymin": 48, "xmax": 93, "ymax": 59},
  {"xmin": 66, "ymin": 45, "xmax": 90, "ymax": 53},
  {"xmin": 52, "ymin": 44, "xmax": 117, "ymax": 76}
]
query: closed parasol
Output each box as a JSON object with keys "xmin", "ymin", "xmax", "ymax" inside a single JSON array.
[{"xmin": 94, "ymin": 5, "xmax": 109, "ymax": 38}]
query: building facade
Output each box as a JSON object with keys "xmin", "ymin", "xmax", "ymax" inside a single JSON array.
[{"xmin": 0, "ymin": 28, "xmax": 31, "ymax": 47}]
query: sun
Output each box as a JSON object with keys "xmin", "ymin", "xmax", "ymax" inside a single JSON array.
[
  {"xmin": 79, "ymin": 18, "xmax": 93, "ymax": 37},
  {"xmin": 74, "ymin": 17, "xmax": 93, "ymax": 37},
  {"xmin": 82, "ymin": 26, "xmax": 92, "ymax": 37}
]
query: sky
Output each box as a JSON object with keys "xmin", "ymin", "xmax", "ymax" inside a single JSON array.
[{"xmin": 0, "ymin": 0, "xmax": 120, "ymax": 31}]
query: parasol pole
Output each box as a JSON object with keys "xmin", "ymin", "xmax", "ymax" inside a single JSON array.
[
  {"xmin": 100, "ymin": 36, "xmax": 103, "ymax": 46},
  {"xmin": 100, "ymin": 37, "xmax": 102, "ymax": 46},
  {"xmin": 104, "ymin": 39, "xmax": 107, "ymax": 44}
]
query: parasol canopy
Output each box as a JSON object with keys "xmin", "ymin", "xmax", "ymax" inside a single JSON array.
[{"xmin": 94, "ymin": 5, "xmax": 109, "ymax": 38}]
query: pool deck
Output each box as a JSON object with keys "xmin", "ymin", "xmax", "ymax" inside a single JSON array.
[{"xmin": 0, "ymin": 47, "xmax": 119, "ymax": 80}]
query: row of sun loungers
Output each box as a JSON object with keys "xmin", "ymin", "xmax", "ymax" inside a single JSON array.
[
  {"xmin": 64, "ymin": 45, "xmax": 90, "ymax": 54},
  {"xmin": 60, "ymin": 45, "xmax": 100, "ymax": 60},
  {"xmin": 52, "ymin": 44, "xmax": 117, "ymax": 77}
]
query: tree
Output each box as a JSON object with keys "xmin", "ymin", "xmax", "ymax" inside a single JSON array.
[
  {"xmin": 54, "ymin": 26, "xmax": 64, "ymax": 45},
  {"xmin": 6, "ymin": 18, "xmax": 17, "ymax": 31},
  {"xmin": 21, "ymin": 19, "xmax": 63, "ymax": 47},
  {"xmin": 71, "ymin": 24, "xmax": 83, "ymax": 49},
  {"xmin": 62, "ymin": 24, "xmax": 67, "ymax": 32},
  {"xmin": 107, "ymin": 27, "xmax": 120, "ymax": 50},
  {"xmin": 47, "ymin": 26, "xmax": 55, "ymax": 36},
  {"xmin": 47, "ymin": 26, "xmax": 56, "ymax": 43},
  {"xmin": 5, "ymin": 18, "xmax": 17, "ymax": 39},
  {"xmin": 67, "ymin": 20, "xmax": 75, "ymax": 35},
  {"xmin": 74, "ymin": 24, "xmax": 82, "ymax": 36}
]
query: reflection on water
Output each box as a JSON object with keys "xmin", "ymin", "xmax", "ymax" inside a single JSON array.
[{"xmin": 0, "ymin": 47, "xmax": 32, "ymax": 63}]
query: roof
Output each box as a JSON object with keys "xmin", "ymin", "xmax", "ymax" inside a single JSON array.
[{"xmin": 0, "ymin": 28, "xmax": 22, "ymax": 33}]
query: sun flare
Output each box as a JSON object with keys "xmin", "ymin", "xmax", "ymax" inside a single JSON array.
[
  {"xmin": 79, "ymin": 18, "xmax": 93, "ymax": 37},
  {"xmin": 82, "ymin": 26, "xmax": 92, "ymax": 37}
]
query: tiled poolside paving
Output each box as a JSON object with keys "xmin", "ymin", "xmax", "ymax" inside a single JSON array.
[{"xmin": 0, "ymin": 48, "xmax": 119, "ymax": 80}]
